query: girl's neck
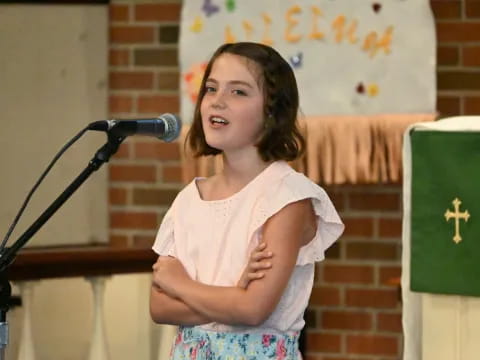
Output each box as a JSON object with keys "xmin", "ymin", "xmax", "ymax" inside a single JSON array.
[{"xmin": 220, "ymin": 152, "xmax": 272, "ymax": 187}]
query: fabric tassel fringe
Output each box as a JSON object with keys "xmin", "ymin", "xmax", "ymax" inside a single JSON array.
[{"xmin": 178, "ymin": 114, "xmax": 436, "ymax": 185}]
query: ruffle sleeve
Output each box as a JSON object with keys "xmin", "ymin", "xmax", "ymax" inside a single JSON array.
[
  {"xmin": 249, "ymin": 172, "xmax": 344, "ymax": 265},
  {"xmin": 152, "ymin": 203, "xmax": 176, "ymax": 257}
]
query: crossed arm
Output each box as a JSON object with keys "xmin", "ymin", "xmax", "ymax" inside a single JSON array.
[
  {"xmin": 150, "ymin": 240, "xmax": 272, "ymax": 326},
  {"xmin": 149, "ymin": 198, "xmax": 316, "ymax": 327}
]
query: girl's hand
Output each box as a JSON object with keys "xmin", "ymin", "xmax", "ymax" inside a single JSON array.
[
  {"xmin": 152, "ymin": 256, "xmax": 191, "ymax": 297},
  {"xmin": 237, "ymin": 242, "xmax": 273, "ymax": 289}
]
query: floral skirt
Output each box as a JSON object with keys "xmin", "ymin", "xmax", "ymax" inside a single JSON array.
[{"xmin": 170, "ymin": 326, "xmax": 301, "ymax": 360}]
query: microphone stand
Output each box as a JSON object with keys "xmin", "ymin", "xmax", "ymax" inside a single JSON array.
[{"xmin": 0, "ymin": 132, "xmax": 125, "ymax": 359}]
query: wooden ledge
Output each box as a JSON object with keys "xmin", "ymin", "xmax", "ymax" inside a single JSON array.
[{"xmin": 5, "ymin": 245, "xmax": 157, "ymax": 281}]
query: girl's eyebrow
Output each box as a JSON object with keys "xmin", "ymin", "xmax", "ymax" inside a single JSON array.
[{"xmin": 206, "ymin": 78, "xmax": 254, "ymax": 89}]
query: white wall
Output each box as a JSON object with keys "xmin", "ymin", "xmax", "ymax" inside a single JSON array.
[
  {"xmin": 0, "ymin": 6, "xmax": 166, "ymax": 360},
  {"xmin": 0, "ymin": 4, "xmax": 108, "ymax": 248}
]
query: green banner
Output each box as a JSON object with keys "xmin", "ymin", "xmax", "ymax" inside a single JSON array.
[{"xmin": 411, "ymin": 131, "xmax": 480, "ymax": 296}]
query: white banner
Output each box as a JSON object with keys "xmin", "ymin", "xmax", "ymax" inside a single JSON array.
[{"xmin": 179, "ymin": 0, "xmax": 436, "ymax": 122}]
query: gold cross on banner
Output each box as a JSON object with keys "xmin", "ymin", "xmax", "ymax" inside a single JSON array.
[{"xmin": 444, "ymin": 198, "xmax": 470, "ymax": 244}]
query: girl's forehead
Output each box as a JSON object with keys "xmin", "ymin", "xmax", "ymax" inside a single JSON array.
[{"xmin": 211, "ymin": 53, "xmax": 264, "ymax": 86}]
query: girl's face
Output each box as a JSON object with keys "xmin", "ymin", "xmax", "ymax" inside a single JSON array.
[{"xmin": 200, "ymin": 53, "xmax": 265, "ymax": 156}]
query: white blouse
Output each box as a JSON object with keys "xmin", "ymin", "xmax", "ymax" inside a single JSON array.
[{"xmin": 152, "ymin": 161, "xmax": 344, "ymax": 334}]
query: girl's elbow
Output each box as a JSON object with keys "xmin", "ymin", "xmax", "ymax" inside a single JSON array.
[
  {"xmin": 249, "ymin": 309, "xmax": 271, "ymax": 326},
  {"xmin": 150, "ymin": 300, "xmax": 164, "ymax": 324},
  {"xmin": 236, "ymin": 303, "xmax": 271, "ymax": 326},
  {"xmin": 149, "ymin": 288, "xmax": 170, "ymax": 324},
  {"xmin": 150, "ymin": 301, "xmax": 178, "ymax": 324}
]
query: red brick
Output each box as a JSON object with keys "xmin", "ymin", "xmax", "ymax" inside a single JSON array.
[
  {"xmin": 463, "ymin": 46, "xmax": 480, "ymax": 67},
  {"xmin": 109, "ymin": 234, "xmax": 129, "ymax": 247},
  {"xmin": 132, "ymin": 188, "xmax": 178, "ymax": 206},
  {"xmin": 110, "ymin": 26, "xmax": 155, "ymax": 44},
  {"xmin": 349, "ymin": 192, "xmax": 399, "ymax": 211},
  {"xmin": 323, "ymin": 189, "xmax": 345, "ymax": 211},
  {"xmin": 466, "ymin": 0, "xmax": 480, "ymax": 17},
  {"xmin": 109, "ymin": 4, "xmax": 129, "ymax": 22},
  {"xmin": 135, "ymin": 48, "xmax": 178, "ymax": 67},
  {"xmin": 346, "ymin": 242, "xmax": 398, "ymax": 261},
  {"xmin": 134, "ymin": 141, "xmax": 181, "ymax": 161},
  {"xmin": 306, "ymin": 332, "xmax": 341, "ymax": 353},
  {"xmin": 157, "ymin": 71, "xmax": 180, "ymax": 91},
  {"xmin": 438, "ymin": 71, "xmax": 480, "ymax": 90},
  {"xmin": 379, "ymin": 266, "xmax": 401, "ymax": 285},
  {"xmin": 322, "ymin": 310, "xmax": 372, "ymax": 330},
  {"xmin": 137, "ymin": 95, "xmax": 180, "ymax": 114},
  {"xmin": 378, "ymin": 217, "xmax": 402, "ymax": 238},
  {"xmin": 346, "ymin": 334, "xmax": 398, "ymax": 355},
  {"xmin": 437, "ymin": 96, "xmax": 461, "ymax": 117},
  {"xmin": 437, "ymin": 45, "xmax": 459, "ymax": 65},
  {"xmin": 377, "ymin": 312, "xmax": 402, "ymax": 332},
  {"xmin": 464, "ymin": 96, "xmax": 480, "ymax": 115},
  {"xmin": 342, "ymin": 217, "xmax": 374, "ymax": 237},
  {"xmin": 133, "ymin": 234, "xmax": 155, "ymax": 248},
  {"xmin": 346, "ymin": 289, "xmax": 398, "ymax": 308},
  {"xmin": 113, "ymin": 143, "xmax": 131, "ymax": 159},
  {"xmin": 430, "ymin": 1, "xmax": 461, "ymax": 18},
  {"xmin": 109, "ymin": 95, "xmax": 133, "ymax": 114},
  {"xmin": 109, "ymin": 49, "xmax": 130, "ymax": 67},
  {"xmin": 325, "ymin": 242, "xmax": 341, "ymax": 259},
  {"xmin": 109, "ymin": 187, "xmax": 128, "ymax": 205},
  {"xmin": 110, "ymin": 71, "xmax": 154, "ymax": 90},
  {"xmin": 109, "ymin": 164, "xmax": 156, "ymax": 182},
  {"xmin": 309, "ymin": 286, "xmax": 341, "ymax": 306},
  {"xmin": 437, "ymin": 23, "xmax": 480, "ymax": 42},
  {"xmin": 304, "ymin": 308, "xmax": 317, "ymax": 328},
  {"xmin": 135, "ymin": 3, "xmax": 181, "ymax": 22},
  {"xmin": 110, "ymin": 211, "xmax": 158, "ymax": 230},
  {"xmin": 323, "ymin": 264, "xmax": 374, "ymax": 284},
  {"xmin": 163, "ymin": 165, "xmax": 183, "ymax": 183}
]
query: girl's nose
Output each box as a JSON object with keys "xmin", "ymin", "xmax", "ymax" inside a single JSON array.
[{"xmin": 211, "ymin": 91, "xmax": 227, "ymax": 109}]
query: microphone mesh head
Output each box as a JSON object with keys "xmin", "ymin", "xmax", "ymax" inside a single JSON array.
[{"xmin": 160, "ymin": 113, "xmax": 182, "ymax": 142}]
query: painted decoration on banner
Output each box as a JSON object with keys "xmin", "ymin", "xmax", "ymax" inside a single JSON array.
[{"xmin": 179, "ymin": 0, "xmax": 436, "ymax": 123}]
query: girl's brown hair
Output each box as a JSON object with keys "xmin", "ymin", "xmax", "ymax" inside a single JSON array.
[{"xmin": 187, "ymin": 42, "xmax": 305, "ymax": 162}]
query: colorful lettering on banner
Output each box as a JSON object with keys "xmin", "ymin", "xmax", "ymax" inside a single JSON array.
[
  {"xmin": 224, "ymin": 25, "xmax": 236, "ymax": 43},
  {"xmin": 261, "ymin": 13, "xmax": 273, "ymax": 46},
  {"xmin": 242, "ymin": 20, "xmax": 254, "ymax": 41},
  {"xmin": 285, "ymin": 5, "xmax": 303, "ymax": 43},
  {"xmin": 180, "ymin": 0, "xmax": 435, "ymax": 120},
  {"xmin": 362, "ymin": 26, "xmax": 393, "ymax": 58},
  {"xmin": 309, "ymin": 6, "xmax": 325, "ymax": 40},
  {"xmin": 214, "ymin": 8, "xmax": 394, "ymax": 55}
]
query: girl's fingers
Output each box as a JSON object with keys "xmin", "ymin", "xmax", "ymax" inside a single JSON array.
[
  {"xmin": 251, "ymin": 251, "xmax": 273, "ymax": 261},
  {"xmin": 256, "ymin": 242, "xmax": 267, "ymax": 250},
  {"xmin": 249, "ymin": 261, "xmax": 272, "ymax": 270},
  {"xmin": 248, "ymin": 272, "xmax": 264, "ymax": 279}
]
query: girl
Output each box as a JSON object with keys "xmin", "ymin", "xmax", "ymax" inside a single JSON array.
[{"xmin": 150, "ymin": 42, "xmax": 344, "ymax": 359}]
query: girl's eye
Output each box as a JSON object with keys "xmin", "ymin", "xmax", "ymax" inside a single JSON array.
[
  {"xmin": 232, "ymin": 89, "xmax": 247, "ymax": 96},
  {"xmin": 205, "ymin": 86, "xmax": 216, "ymax": 93}
]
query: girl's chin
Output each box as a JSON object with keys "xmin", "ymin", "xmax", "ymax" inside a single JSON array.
[{"xmin": 204, "ymin": 140, "xmax": 224, "ymax": 151}]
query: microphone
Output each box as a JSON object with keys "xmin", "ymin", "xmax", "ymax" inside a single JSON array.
[{"xmin": 88, "ymin": 113, "xmax": 182, "ymax": 142}]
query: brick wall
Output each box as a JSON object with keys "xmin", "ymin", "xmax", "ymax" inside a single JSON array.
[
  {"xmin": 305, "ymin": 185, "xmax": 403, "ymax": 360},
  {"xmin": 107, "ymin": 0, "xmax": 480, "ymax": 359},
  {"xmin": 435, "ymin": 0, "xmax": 480, "ymax": 116},
  {"xmin": 108, "ymin": 1, "xmax": 183, "ymax": 249}
]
